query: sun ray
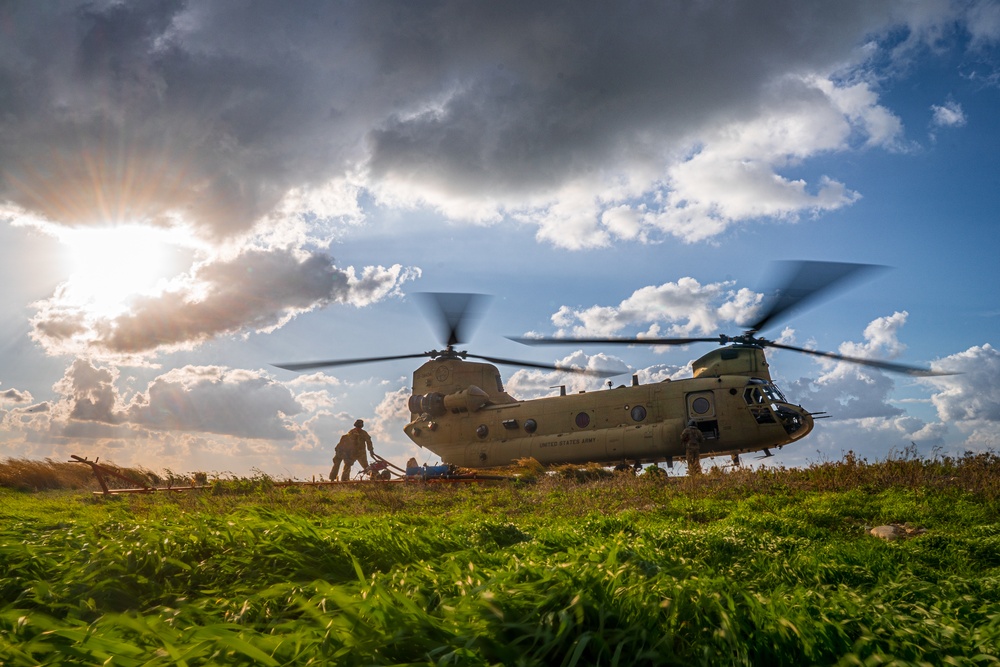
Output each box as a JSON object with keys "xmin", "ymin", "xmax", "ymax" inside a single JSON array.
[{"xmin": 56, "ymin": 225, "xmax": 194, "ymax": 319}]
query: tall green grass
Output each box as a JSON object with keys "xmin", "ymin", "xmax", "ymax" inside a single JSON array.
[{"xmin": 2, "ymin": 452, "xmax": 1000, "ymax": 665}]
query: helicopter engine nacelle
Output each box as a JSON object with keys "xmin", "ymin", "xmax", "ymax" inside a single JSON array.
[
  {"xmin": 409, "ymin": 385, "xmax": 490, "ymax": 417},
  {"xmin": 409, "ymin": 392, "xmax": 445, "ymax": 416}
]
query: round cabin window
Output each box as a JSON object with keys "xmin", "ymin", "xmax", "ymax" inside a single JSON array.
[
  {"xmin": 692, "ymin": 397, "xmax": 711, "ymax": 414},
  {"xmin": 575, "ymin": 412, "xmax": 590, "ymax": 428},
  {"xmin": 476, "ymin": 424, "xmax": 489, "ymax": 438},
  {"xmin": 524, "ymin": 419, "xmax": 538, "ymax": 434},
  {"xmin": 630, "ymin": 405, "xmax": 647, "ymax": 422}
]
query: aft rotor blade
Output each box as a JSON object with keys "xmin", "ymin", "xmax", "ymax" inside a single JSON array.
[
  {"xmin": 465, "ymin": 353, "xmax": 625, "ymax": 377},
  {"xmin": 763, "ymin": 341, "xmax": 950, "ymax": 376},
  {"xmin": 416, "ymin": 292, "xmax": 491, "ymax": 347},
  {"xmin": 273, "ymin": 352, "xmax": 431, "ymax": 372},
  {"xmin": 507, "ymin": 335, "xmax": 721, "ymax": 346},
  {"xmin": 747, "ymin": 261, "xmax": 887, "ymax": 334}
]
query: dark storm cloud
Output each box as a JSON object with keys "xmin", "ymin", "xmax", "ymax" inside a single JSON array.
[
  {"xmin": 30, "ymin": 247, "xmax": 417, "ymax": 356},
  {"xmin": 3, "ymin": 1, "xmax": 996, "ymax": 361},
  {"xmin": 1, "ymin": 1, "xmax": 988, "ymax": 244},
  {"xmin": 0, "ymin": 0, "xmax": 359, "ymax": 237},
  {"xmin": 365, "ymin": 2, "xmax": 885, "ymax": 194}
]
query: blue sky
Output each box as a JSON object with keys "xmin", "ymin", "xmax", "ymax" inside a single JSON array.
[{"xmin": 0, "ymin": 1, "xmax": 998, "ymax": 478}]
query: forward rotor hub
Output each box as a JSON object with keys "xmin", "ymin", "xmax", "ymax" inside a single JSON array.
[{"xmin": 427, "ymin": 347, "xmax": 468, "ymax": 360}]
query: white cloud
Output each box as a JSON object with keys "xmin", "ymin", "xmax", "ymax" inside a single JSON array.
[
  {"xmin": 964, "ymin": 425, "xmax": 1000, "ymax": 451},
  {"xmin": 633, "ymin": 363, "xmax": 693, "ymax": 385},
  {"xmin": 601, "ymin": 205, "xmax": 645, "ymax": 242},
  {"xmin": 290, "ymin": 390, "xmax": 335, "ymax": 414},
  {"xmin": 287, "ymin": 372, "xmax": 343, "ymax": 388},
  {"xmin": 506, "ymin": 351, "xmax": 629, "ymax": 399},
  {"xmin": 923, "ymin": 344, "xmax": 1000, "ymax": 422},
  {"xmin": 930, "ymin": 100, "xmax": 967, "ymax": 129},
  {"xmin": 547, "ymin": 278, "xmax": 762, "ymax": 338},
  {"xmin": 125, "ymin": 366, "xmax": 302, "ymax": 440},
  {"xmin": 53, "ymin": 359, "xmax": 124, "ymax": 424},
  {"xmin": 837, "ymin": 311, "xmax": 910, "ymax": 362},
  {"xmin": 788, "ymin": 369, "xmax": 904, "ymax": 421},
  {"xmin": 782, "ymin": 325, "xmax": 1000, "ymax": 459},
  {"xmin": 43, "ymin": 360, "xmax": 303, "ymax": 441},
  {"xmin": 1, "ymin": 387, "xmax": 33, "ymax": 404},
  {"xmin": 785, "ymin": 312, "xmax": 913, "ymax": 419},
  {"xmin": 372, "ymin": 385, "xmax": 415, "ymax": 450},
  {"xmin": 966, "ymin": 0, "xmax": 1000, "ymax": 47},
  {"xmin": 775, "ymin": 417, "xmax": 945, "ymax": 467}
]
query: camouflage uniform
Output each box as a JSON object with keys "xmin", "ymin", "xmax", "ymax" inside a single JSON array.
[
  {"xmin": 681, "ymin": 422, "xmax": 704, "ymax": 475},
  {"xmin": 330, "ymin": 419, "xmax": 375, "ymax": 481}
]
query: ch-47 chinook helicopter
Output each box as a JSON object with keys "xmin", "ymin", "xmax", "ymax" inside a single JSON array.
[{"xmin": 275, "ymin": 261, "xmax": 945, "ymax": 470}]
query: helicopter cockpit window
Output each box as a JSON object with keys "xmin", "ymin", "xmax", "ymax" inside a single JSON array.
[
  {"xmin": 630, "ymin": 405, "xmax": 647, "ymax": 422},
  {"xmin": 760, "ymin": 383, "xmax": 787, "ymax": 403},
  {"xmin": 744, "ymin": 386, "xmax": 776, "ymax": 424},
  {"xmin": 743, "ymin": 387, "xmax": 765, "ymax": 405},
  {"xmin": 747, "ymin": 378, "xmax": 787, "ymax": 403}
]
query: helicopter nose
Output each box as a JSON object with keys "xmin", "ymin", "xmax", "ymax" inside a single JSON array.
[{"xmin": 775, "ymin": 404, "xmax": 813, "ymax": 440}]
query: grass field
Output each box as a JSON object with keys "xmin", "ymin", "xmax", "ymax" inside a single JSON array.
[{"xmin": 2, "ymin": 452, "xmax": 1000, "ymax": 665}]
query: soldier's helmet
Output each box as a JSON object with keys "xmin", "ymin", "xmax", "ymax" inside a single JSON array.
[{"xmin": 354, "ymin": 419, "xmax": 364, "ymax": 428}]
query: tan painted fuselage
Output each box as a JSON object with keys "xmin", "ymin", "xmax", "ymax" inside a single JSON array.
[{"xmin": 403, "ymin": 346, "xmax": 813, "ymax": 468}]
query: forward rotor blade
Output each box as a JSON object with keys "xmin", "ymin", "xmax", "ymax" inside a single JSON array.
[
  {"xmin": 507, "ymin": 335, "xmax": 720, "ymax": 346},
  {"xmin": 273, "ymin": 352, "xmax": 431, "ymax": 372},
  {"xmin": 417, "ymin": 292, "xmax": 491, "ymax": 347},
  {"xmin": 762, "ymin": 341, "xmax": 950, "ymax": 376},
  {"xmin": 746, "ymin": 261, "xmax": 887, "ymax": 334},
  {"xmin": 465, "ymin": 353, "xmax": 626, "ymax": 377}
]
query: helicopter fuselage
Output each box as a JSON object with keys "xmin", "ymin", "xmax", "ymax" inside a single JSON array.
[{"xmin": 403, "ymin": 346, "xmax": 814, "ymax": 468}]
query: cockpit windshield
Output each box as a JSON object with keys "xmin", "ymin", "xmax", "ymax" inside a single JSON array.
[
  {"xmin": 746, "ymin": 379, "xmax": 785, "ymax": 423},
  {"xmin": 760, "ymin": 382, "xmax": 786, "ymax": 403},
  {"xmin": 745, "ymin": 378, "xmax": 786, "ymax": 403}
]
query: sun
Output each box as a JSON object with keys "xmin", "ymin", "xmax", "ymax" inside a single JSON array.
[{"xmin": 57, "ymin": 225, "xmax": 191, "ymax": 318}]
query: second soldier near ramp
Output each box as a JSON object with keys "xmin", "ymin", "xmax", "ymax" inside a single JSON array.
[
  {"xmin": 681, "ymin": 421, "xmax": 704, "ymax": 476},
  {"xmin": 330, "ymin": 419, "xmax": 375, "ymax": 482}
]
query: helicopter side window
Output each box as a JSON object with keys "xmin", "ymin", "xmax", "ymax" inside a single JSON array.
[
  {"xmin": 743, "ymin": 388, "xmax": 765, "ymax": 405},
  {"xmin": 575, "ymin": 412, "xmax": 590, "ymax": 428},
  {"xmin": 630, "ymin": 405, "xmax": 647, "ymax": 422}
]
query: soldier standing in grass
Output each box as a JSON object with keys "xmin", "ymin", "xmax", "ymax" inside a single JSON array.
[
  {"xmin": 329, "ymin": 419, "xmax": 376, "ymax": 481},
  {"xmin": 682, "ymin": 421, "xmax": 704, "ymax": 476}
]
